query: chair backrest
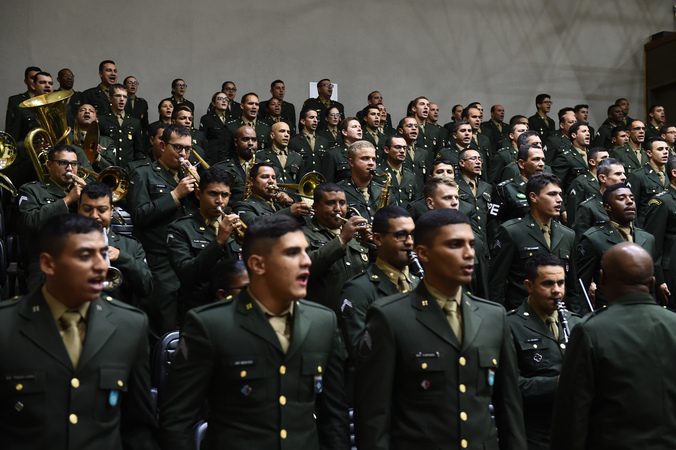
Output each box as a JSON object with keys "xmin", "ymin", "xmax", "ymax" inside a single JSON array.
[{"xmin": 151, "ymin": 330, "xmax": 181, "ymax": 412}]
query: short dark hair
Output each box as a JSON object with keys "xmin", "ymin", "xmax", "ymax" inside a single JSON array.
[
  {"xmin": 525, "ymin": 254, "xmax": 564, "ymax": 282},
  {"xmin": 270, "ymin": 79, "xmax": 284, "ymax": 89},
  {"xmin": 340, "ymin": 117, "xmax": 359, "ymax": 134},
  {"xmin": 221, "ymin": 81, "xmax": 235, "ymax": 91},
  {"xmin": 25, "ymin": 66, "xmax": 41, "ymax": 79},
  {"xmin": 414, "ymin": 209, "xmax": 470, "ymax": 248},
  {"xmin": 98, "ymin": 60, "xmax": 115, "ymax": 72},
  {"xmin": 573, "ymin": 104, "xmax": 589, "ymax": 114},
  {"xmin": 123, "ymin": 76, "xmax": 137, "ymax": 84},
  {"xmin": 558, "ymin": 107, "xmax": 575, "ymax": 123},
  {"xmin": 81, "ymin": 181, "xmax": 113, "ymax": 204},
  {"xmin": 150, "ymin": 122, "xmax": 170, "ymax": 140},
  {"xmin": 367, "ymin": 91, "xmax": 381, "ymax": 102},
  {"xmin": 157, "ymin": 98, "xmax": 173, "ymax": 111},
  {"xmin": 108, "ymin": 83, "xmax": 126, "ymax": 96},
  {"xmin": 48, "ymin": 144, "xmax": 77, "ymax": 160},
  {"xmin": 610, "ymin": 126, "xmax": 627, "ymax": 139},
  {"xmin": 433, "ymin": 158, "xmax": 454, "ymax": 169},
  {"xmin": 397, "ymin": 116, "xmax": 415, "ymax": 130},
  {"xmin": 316, "ymin": 78, "xmax": 330, "ymax": 89},
  {"xmin": 372, "ymin": 205, "xmax": 410, "ymax": 234},
  {"xmin": 517, "ymin": 144, "xmax": 540, "ymax": 162},
  {"xmin": 660, "ymin": 124, "xmax": 676, "ymax": 135},
  {"xmin": 452, "ymin": 120, "xmax": 471, "ymax": 134},
  {"xmin": 313, "ymin": 182, "xmax": 344, "ymax": 204},
  {"xmin": 162, "ymin": 124, "xmax": 190, "ymax": 143},
  {"xmin": 250, "ymin": 162, "xmax": 275, "ymax": 180},
  {"xmin": 517, "ymin": 130, "xmax": 539, "ymax": 149},
  {"xmin": 649, "ymin": 104, "xmax": 663, "ymax": 115},
  {"xmin": 241, "ymin": 215, "xmax": 302, "ymax": 269},
  {"xmin": 667, "ymin": 155, "xmax": 676, "ymax": 181},
  {"xmin": 39, "ymin": 214, "xmax": 101, "ymax": 257},
  {"xmin": 602, "ymin": 183, "xmax": 630, "ymax": 206},
  {"xmin": 171, "ymin": 78, "xmax": 185, "ymax": 88},
  {"xmin": 200, "ymin": 167, "xmax": 231, "ymax": 189},
  {"xmin": 32, "ymin": 72, "xmax": 51, "ymax": 83},
  {"xmin": 240, "ymin": 92, "xmax": 258, "ymax": 104},
  {"xmin": 608, "ymin": 104, "xmax": 621, "ymax": 116},
  {"xmin": 384, "ymin": 134, "xmax": 405, "ymax": 148},
  {"xmin": 509, "ymin": 114, "xmax": 528, "ymax": 125},
  {"xmin": 645, "ymin": 136, "xmax": 668, "ymax": 152},
  {"xmin": 171, "ymin": 105, "xmax": 193, "ymax": 120},
  {"xmin": 535, "ymin": 94, "xmax": 551, "ymax": 105},
  {"xmin": 209, "ymin": 258, "xmax": 248, "ymax": 299},
  {"xmin": 526, "ymin": 173, "xmax": 561, "ymax": 203},
  {"xmin": 299, "ymin": 107, "xmax": 315, "ymax": 121},
  {"xmin": 361, "ymin": 104, "xmax": 380, "ymax": 120},
  {"xmin": 461, "ymin": 106, "xmax": 480, "ymax": 120},
  {"xmin": 324, "ymin": 106, "xmax": 341, "ymax": 119},
  {"xmin": 588, "ymin": 147, "xmax": 607, "ymax": 162},
  {"xmin": 569, "ymin": 122, "xmax": 588, "ymax": 138},
  {"xmin": 615, "ymin": 98, "xmax": 628, "ymax": 106}
]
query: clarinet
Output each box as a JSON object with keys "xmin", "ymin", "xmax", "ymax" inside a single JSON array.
[
  {"xmin": 557, "ymin": 301, "xmax": 571, "ymax": 343},
  {"xmin": 408, "ymin": 251, "xmax": 425, "ymax": 278}
]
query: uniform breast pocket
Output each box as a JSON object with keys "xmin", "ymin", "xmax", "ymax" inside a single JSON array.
[
  {"xmin": 402, "ymin": 352, "xmax": 446, "ymax": 399},
  {"xmin": 103, "ymin": 126, "xmax": 115, "ymax": 138},
  {"xmin": 149, "ymin": 184, "xmax": 170, "ymax": 199},
  {"xmin": 572, "ymin": 166, "xmax": 586, "ymax": 177},
  {"xmin": 336, "ymin": 161, "xmax": 351, "ymax": 176},
  {"xmin": 476, "ymin": 347, "xmax": 499, "ymax": 397},
  {"xmin": 94, "ymin": 368, "xmax": 128, "ymax": 422},
  {"xmin": 517, "ymin": 341, "xmax": 551, "ymax": 374},
  {"xmin": 300, "ymin": 352, "xmax": 329, "ymax": 402},
  {"xmin": 552, "ymin": 248, "xmax": 571, "ymax": 271},
  {"xmin": 519, "ymin": 246, "xmax": 543, "ymax": 260},
  {"xmin": 0, "ymin": 372, "xmax": 46, "ymax": 427},
  {"xmin": 224, "ymin": 360, "xmax": 269, "ymax": 406}
]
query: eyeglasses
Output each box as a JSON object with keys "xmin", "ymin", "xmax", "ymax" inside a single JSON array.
[
  {"xmin": 126, "ymin": 81, "xmax": 139, "ymax": 86},
  {"xmin": 463, "ymin": 156, "xmax": 482, "ymax": 162},
  {"xmin": 320, "ymin": 83, "xmax": 334, "ymax": 88},
  {"xmin": 167, "ymin": 142, "xmax": 192, "ymax": 154},
  {"xmin": 175, "ymin": 83, "xmax": 187, "ymax": 88},
  {"xmin": 381, "ymin": 230, "xmax": 414, "ymax": 242},
  {"xmin": 224, "ymin": 86, "xmax": 237, "ymax": 91},
  {"xmin": 60, "ymin": 74, "xmax": 74, "ymax": 79},
  {"xmin": 329, "ymin": 113, "xmax": 341, "ymax": 118},
  {"xmin": 215, "ymin": 96, "xmax": 228, "ymax": 101},
  {"xmin": 51, "ymin": 159, "xmax": 79, "ymax": 169},
  {"xmin": 541, "ymin": 101, "xmax": 553, "ymax": 104}
]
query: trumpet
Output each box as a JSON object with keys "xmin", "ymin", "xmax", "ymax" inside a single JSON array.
[
  {"xmin": 102, "ymin": 227, "xmax": 123, "ymax": 290},
  {"xmin": 217, "ymin": 206, "xmax": 247, "ymax": 245},
  {"xmin": 334, "ymin": 208, "xmax": 375, "ymax": 250},
  {"xmin": 178, "ymin": 157, "xmax": 200, "ymax": 187}
]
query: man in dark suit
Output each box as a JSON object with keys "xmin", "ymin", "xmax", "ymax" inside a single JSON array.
[
  {"xmin": 354, "ymin": 208, "xmax": 526, "ymax": 450},
  {"xmin": 0, "ymin": 214, "xmax": 158, "ymax": 450},
  {"xmin": 159, "ymin": 215, "xmax": 350, "ymax": 450},
  {"xmin": 552, "ymin": 242, "xmax": 676, "ymax": 449}
]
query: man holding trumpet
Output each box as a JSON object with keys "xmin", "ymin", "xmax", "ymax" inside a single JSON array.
[{"xmin": 19, "ymin": 144, "xmax": 87, "ymax": 286}]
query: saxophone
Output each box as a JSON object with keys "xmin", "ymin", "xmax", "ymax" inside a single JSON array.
[
  {"xmin": 242, "ymin": 161, "xmax": 254, "ymax": 201},
  {"xmin": 369, "ymin": 169, "xmax": 392, "ymax": 210}
]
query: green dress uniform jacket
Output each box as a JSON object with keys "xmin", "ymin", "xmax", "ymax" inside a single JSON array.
[
  {"xmin": 593, "ymin": 119, "xmax": 619, "ymax": 150},
  {"xmin": 211, "ymin": 158, "xmax": 249, "ymax": 204},
  {"xmin": 551, "ymin": 293, "xmax": 676, "ymax": 450},
  {"xmin": 551, "ymin": 148, "xmax": 589, "ymax": 192},
  {"xmin": 609, "ymin": 144, "xmax": 648, "ymax": 174},
  {"xmin": 255, "ymin": 147, "xmax": 303, "ymax": 184},
  {"xmin": 222, "ymin": 118, "xmax": 271, "ymax": 161},
  {"xmin": 106, "ymin": 228, "xmax": 154, "ymax": 305},
  {"xmin": 169, "ymin": 96, "xmax": 194, "ymax": 115},
  {"xmin": 354, "ymin": 283, "xmax": 527, "ymax": 450},
  {"xmin": 231, "ymin": 194, "xmax": 294, "ymax": 226},
  {"xmin": 416, "ymin": 122, "xmax": 443, "ymax": 154},
  {"xmin": 574, "ymin": 195, "xmax": 608, "ymax": 238},
  {"xmin": 288, "ymin": 132, "xmax": 330, "ymax": 176},
  {"xmin": 259, "ymin": 99, "xmax": 296, "ymax": 133},
  {"xmin": 375, "ymin": 162, "xmax": 420, "ymax": 208},
  {"xmin": 124, "ymin": 96, "xmax": 149, "ymax": 132},
  {"xmin": 337, "ymin": 178, "xmax": 396, "ymax": 224},
  {"xmin": 0, "ymin": 290, "xmax": 158, "ymax": 450},
  {"xmin": 166, "ymin": 214, "xmax": 241, "ymax": 311},
  {"xmin": 642, "ymin": 186, "xmax": 676, "ymax": 288},
  {"xmin": 646, "ymin": 121, "xmax": 661, "ymax": 140},
  {"xmin": 199, "ymin": 113, "xmax": 229, "ymax": 164},
  {"xmin": 317, "ymin": 127, "xmax": 342, "ymax": 149},
  {"xmin": 190, "ymin": 128, "xmax": 209, "ymax": 162},
  {"xmin": 159, "ymin": 290, "xmax": 350, "ymax": 450},
  {"xmin": 626, "ymin": 164, "xmax": 667, "ymax": 226},
  {"xmin": 303, "ymin": 218, "xmax": 370, "ymax": 313},
  {"xmin": 528, "ymin": 113, "xmax": 555, "ymax": 143},
  {"xmin": 491, "ymin": 178, "xmax": 530, "ymax": 224},
  {"xmin": 482, "ymin": 119, "xmax": 510, "ymax": 152},
  {"xmin": 507, "ymin": 301, "xmax": 581, "ymax": 450},
  {"xmin": 566, "ymin": 173, "xmax": 600, "ymax": 230},
  {"xmin": 5, "ymin": 90, "xmax": 30, "ymax": 132},
  {"xmin": 81, "ymin": 85, "xmax": 112, "ymax": 115},
  {"xmin": 322, "ymin": 144, "xmax": 351, "ymax": 183},
  {"xmin": 489, "ymin": 213, "xmax": 578, "ymax": 312},
  {"xmin": 457, "ymin": 176, "xmax": 492, "ymax": 242},
  {"xmin": 362, "ymin": 128, "xmax": 386, "ymax": 156},
  {"xmin": 98, "ymin": 112, "xmax": 145, "ymax": 169},
  {"xmin": 404, "ymin": 146, "xmax": 433, "ymax": 189},
  {"xmin": 303, "ymin": 97, "xmax": 344, "ymax": 128},
  {"xmin": 489, "ymin": 145, "xmax": 517, "ymax": 185},
  {"xmin": 577, "ymin": 223, "xmax": 655, "ymax": 309}
]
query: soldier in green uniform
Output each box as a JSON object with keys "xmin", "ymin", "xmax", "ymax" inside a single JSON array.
[
  {"xmin": 221, "ymin": 81, "xmax": 242, "ymax": 120},
  {"xmin": 405, "ymin": 161, "xmax": 455, "ymax": 220},
  {"xmin": 147, "ymin": 99, "xmax": 173, "ymax": 137},
  {"xmin": 646, "ymin": 104, "xmax": 666, "ymax": 140},
  {"xmin": 259, "ymin": 79, "xmax": 296, "ymax": 133},
  {"xmin": 231, "ymin": 162, "xmax": 312, "ymax": 226},
  {"xmin": 302, "ymin": 78, "xmax": 344, "ymax": 129},
  {"xmin": 354, "ymin": 208, "xmax": 527, "ymax": 450},
  {"xmin": 397, "ymin": 116, "xmax": 433, "ymax": 189},
  {"xmin": 127, "ymin": 124, "xmax": 199, "ymax": 339},
  {"xmin": 609, "ymin": 119, "xmax": 648, "ymax": 174},
  {"xmin": 436, "ymin": 120, "xmax": 472, "ymax": 177},
  {"xmin": 566, "ymin": 147, "xmax": 609, "ymax": 229},
  {"xmin": 56, "ymin": 68, "xmax": 83, "ymax": 118},
  {"xmin": 551, "ymin": 122, "xmax": 591, "ymax": 191},
  {"xmin": 199, "ymin": 92, "xmax": 230, "ymax": 164},
  {"xmin": 482, "ymin": 104, "xmax": 509, "ymax": 152},
  {"xmin": 493, "ymin": 128, "xmax": 539, "ymax": 184},
  {"xmin": 260, "ymin": 97, "xmax": 296, "ymax": 137},
  {"xmin": 489, "ymin": 173, "xmax": 579, "ymax": 312},
  {"xmin": 0, "ymin": 214, "xmax": 159, "ymax": 450},
  {"xmin": 18, "ymin": 145, "xmax": 86, "ymax": 286},
  {"xmin": 462, "ymin": 106, "xmax": 491, "ymax": 180},
  {"xmin": 456, "ymin": 148, "xmax": 492, "ymax": 242},
  {"xmin": 337, "ymin": 141, "xmax": 396, "ymax": 224},
  {"xmin": 167, "ymin": 167, "xmax": 243, "ymax": 314},
  {"xmin": 69, "ymin": 103, "xmax": 116, "ymax": 172},
  {"xmin": 212, "ymin": 125, "xmax": 257, "ymax": 205},
  {"xmin": 627, "ymin": 136, "xmax": 669, "ymax": 226},
  {"xmin": 5, "ymin": 66, "xmax": 40, "ymax": 132},
  {"xmin": 577, "ymin": 184, "xmax": 658, "ymax": 309},
  {"xmin": 323, "ymin": 117, "xmax": 363, "ymax": 183},
  {"xmin": 574, "ymin": 104, "xmax": 595, "ymax": 138},
  {"xmin": 376, "ymin": 135, "xmax": 419, "ymax": 208},
  {"xmin": 159, "ymin": 215, "xmax": 350, "ymax": 450},
  {"xmin": 552, "ymin": 243, "xmax": 676, "ymax": 450},
  {"xmin": 528, "ymin": 93, "xmax": 555, "ymax": 143},
  {"xmin": 81, "ymin": 60, "xmax": 117, "ymax": 115},
  {"xmin": 11, "ymin": 71, "xmax": 55, "ymax": 141},
  {"xmin": 77, "ymin": 182, "xmax": 153, "ymax": 306},
  {"xmin": 361, "ymin": 104, "xmax": 386, "ymax": 157},
  {"xmin": 355, "ymin": 91, "xmax": 393, "ymax": 129},
  {"xmin": 408, "ymin": 96, "xmax": 442, "ymax": 154},
  {"xmin": 615, "ymin": 97, "xmax": 635, "ymax": 127},
  {"xmin": 123, "ymin": 76, "xmax": 149, "ymax": 133},
  {"xmin": 543, "ymin": 108, "xmax": 575, "ymax": 167},
  {"xmin": 97, "ymin": 84, "xmax": 144, "ymax": 170},
  {"xmin": 317, "ymin": 106, "xmax": 343, "ymax": 148},
  {"xmin": 168, "ymin": 78, "xmax": 194, "ymax": 114},
  {"xmin": 170, "ymin": 105, "xmax": 208, "ymax": 165},
  {"xmin": 255, "ymin": 121, "xmax": 303, "ymax": 184},
  {"xmin": 507, "ymin": 254, "xmax": 582, "ymax": 450},
  {"xmin": 223, "ymin": 93, "xmax": 271, "ymax": 160},
  {"xmin": 288, "ymin": 108, "xmax": 330, "ymax": 176},
  {"xmin": 592, "ymin": 104, "xmax": 625, "ymax": 149},
  {"xmin": 303, "ymin": 182, "xmax": 370, "ymax": 314}
]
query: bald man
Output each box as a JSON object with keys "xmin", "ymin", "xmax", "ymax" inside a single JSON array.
[
  {"xmin": 212, "ymin": 125, "xmax": 257, "ymax": 204},
  {"xmin": 254, "ymin": 121, "xmax": 303, "ymax": 185},
  {"xmin": 552, "ymin": 243, "xmax": 676, "ymax": 449}
]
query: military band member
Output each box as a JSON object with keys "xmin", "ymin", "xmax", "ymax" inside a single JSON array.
[
  {"xmin": 56, "ymin": 68, "xmax": 82, "ymax": 116},
  {"xmin": 462, "ymin": 106, "xmax": 491, "ymax": 178},
  {"xmin": 565, "ymin": 147, "xmax": 609, "ymax": 230},
  {"xmin": 610, "ymin": 126, "xmax": 629, "ymax": 148},
  {"xmin": 457, "ymin": 148, "xmax": 492, "ymax": 241},
  {"xmin": 499, "ymin": 129, "xmax": 545, "ymax": 183},
  {"xmin": 355, "ymin": 208, "xmax": 527, "ymax": 450},
  {"xmin": 528, "ymin": 93, "xmax": 555, "ymax": 143},
  {"xmin": 168, "ymin": 78, "xmax": 194, "ymax": 113},
  {"xmin": 224, "ymin": 93, "xmax": 271, "ymax": 158},
  {"xmin": 127, "ymin": 124, "xmax": 199, "ymax": 338},
  {"xmin": 289, "ymin": 107, "xmax": 330, "ymax": 175},
  {"xmin": 489, "ymin": 121, "xmax": 528, "ymax": 185},
  {"xmin": 171, "ymin": 105, "xmax": 209, "ymax": 165},
  {"xmin": 256, "ymin": 121, "xmax": 302, "ymax": 184},
  {"xmin": 405, "ymin": 161, "xmax": 455, "ymax": 221},
  {"xmin": 0, "ymin": 214, "xmax": 159, "ymax": 450},
  {"xmin": 12, "ymin": 71, "xmax": 54, "ymax": 141},
  {"xmin": 81, "ymin": 60, "xmax": 117, "ymax": 115},
  {"xmin": 212, "ymin": 125, "xmax": 257, "ymax": 205},
  {"xmin": 361, "ymin": 104, "xmax": 385, "ymax": 156},
  {"xmin": 627, "ymin": 136, "xmax": 669, "ymax": 226},
  {"xmin": 302, "ymin": 78, "xmax": 344, "ymax": 129},
  {"xmin": 436, "ymin": 120, "xmax": 473, "ymax": 173},
  {"xmin": 551, "ymin": 122, "xmax": 591, "ymax": 192},
  {"xmin": 482, "ymin": 104, "xmax": 509, "ymax": 152},
  {"xmin": 199, "ymin": 92, "xmax": 231, "ymax": 163},
  {"xmin": 259, "ymin": 79, "xmax": 296, "ymax": 134},
  {"xmin": 77, "ymin": 182, "xmax": 153, "ymax": 306},
  {"xmin": 593, "ymin": 104, "xmax": 625, "ymax": 150},
  {"xmin": 208, "ymin": 258, "xmax": 249, "ymax": 301},
  {"xmin": 661, "ymin": 123, "xmax": 676, "ymax": 153},
  {"xmin": 167, "ymin": 167, "xmax": 242, "ymax": 313},
  {"xmin": 317, "ymin": 106, "xmax": 343, "ymax": 148},
  {"xmin": 123, "ymin": 76, "xmax": 149, "ymax": 133},
  {"xmin": 409, "ymin": 96, "xmax": 441, "ymax": 154},
  {"xmin": 609, "ymin": 119, "xmax": 648, "ymax": 174},
  {"xmin": 97, "ymin": 83, "xmax": 144, "ymax": 169},
  {"xmin": 323, "ymin": 117, "xmax": 363, "ymax": 183},
  {"xmin": 507, "ymin": 254, "xmax": 581, "ymax": 450},
  {"xmin": 377, "ymin": 135, "xmax": 419, "ymax": 208},
  {"xmin": 397, "ymin": 116, "xmax": 433, "ymax": 189},
  {"xmin": 5, "ymin": 66, "xmax": 40, "ymax": 132},
  {"xmin": 646, "ymin": 104, "xmax": 666, "ymax": 140},
  {"xmin": 159, "ymin": 215, "xmax": 350, "ymax": 450}
]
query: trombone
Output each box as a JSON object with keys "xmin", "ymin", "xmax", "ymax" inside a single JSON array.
[{"xmin": 267, "ymin": 171, "xmax": 326, "ymax": 206}]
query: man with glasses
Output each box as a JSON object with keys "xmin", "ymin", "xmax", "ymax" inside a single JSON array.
[
  {"xmin": 377, "ymin": 135, "xmax": 419, "ymax": 208},
  {"xmin": 610, "ymin": 119, "xmax": 649, "ymax": 174},
  {"xmin": 398, "ymin": 117, "xmax": 433, "ymax": 190},
  {"xmin": 302, "ymin": 78, "xmax": 345, "ymax": 129},
  {"xmin": 123, "ymin": 76, "xmax": 149, "ymax": 133},
  {"xmin": 660, "ymin": 124, "xmax": 676, "ymax": 153},
  {"xmin": 18, "ymin": 145, "xmax": 87, "ymax": 286},
  {"xmin": 55, "ymin": 68, "xmax": 82, "ymax": 116},
  {"xmin": 98, "ymin": 83, "xmax": 144, "ymax": 169},
  {"xmin": 457, "ymin": 148, "xmax": 492, "ymax": 242},
  {"xmin": 529, "ymin": 94, "xmax": 555, "ymax": 143},
  {"xmin": 127, "ymin": 124, "xmax": 199, "ymax": 340}
]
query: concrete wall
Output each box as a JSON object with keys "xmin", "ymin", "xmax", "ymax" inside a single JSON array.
[{"xmin": 1, "ymin": 0, "xmax": 672, "ymax": 131}]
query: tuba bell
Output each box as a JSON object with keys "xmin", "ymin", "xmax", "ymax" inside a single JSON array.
[
  {"xmin": 0, "ymin": 132, "xmax": 19, "ymax": 197},
  {"xmin": 20, "ymin": 90, "xmax": 74, "ymax": 181},
  {"xmin": 275, "ymin": 171, "xmax": 326, "ymax": 206}
]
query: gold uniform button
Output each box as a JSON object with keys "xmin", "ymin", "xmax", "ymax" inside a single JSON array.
[
  {"xmin": 317, "ymin": 366, "xmax": 322, "ymax": 373},
  {"xmin": 460, "ymin": 412, "xmax": 468, "ymax": 421},
  {"xmin": 279, "ymin": 395, "xmax": 287, "ymax": 405},
  {"xmin": 459, "ymin": 357, "xmax": 466, "ymax": 366},
  {"xmin": 15, "ymin": 383, "xmax": 23, "ymax": 391},
  {"xmin": 279, "ymin": 365, "xmax": 286, "ymax": 375},
  {"xmin": 69, "ymin": 414, "xmax": 78, "ymax": 424},
  {"xmin": 492, "ymin": 358, "xmax": 497, "ymax": 365},
  {"xmin": 240, "ymin": 370, "xmax": 247, "ymax": 378},
  {"xmin": 280, "ymin": 429, "xmax": 287, "ymax": 439},
  {"xmin": 71, "ymin": 378, "xmax": 80, "ymax": 388},
  {"xmin": 421, "ymin": 362, "xmax": 428, "ymax": 370},
  {"xmin": 459, "ymin": 384, "xmax": 466, "ymax": 393},
  {"xmin": 461, "ymin": 438, "xmax": 468, "ymax": 448},
  {"xmin": 117, "ymin": 380, "xmax": 123, "ymax": 387}
]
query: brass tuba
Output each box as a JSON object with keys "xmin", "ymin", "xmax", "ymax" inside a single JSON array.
[
  {"xmin": 0, "ymin": 132, "xmax": 18, "ymax": 197},
  {"xmin": 20, "ymin": 90, "xmax": 74, "ymax": 181}
]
